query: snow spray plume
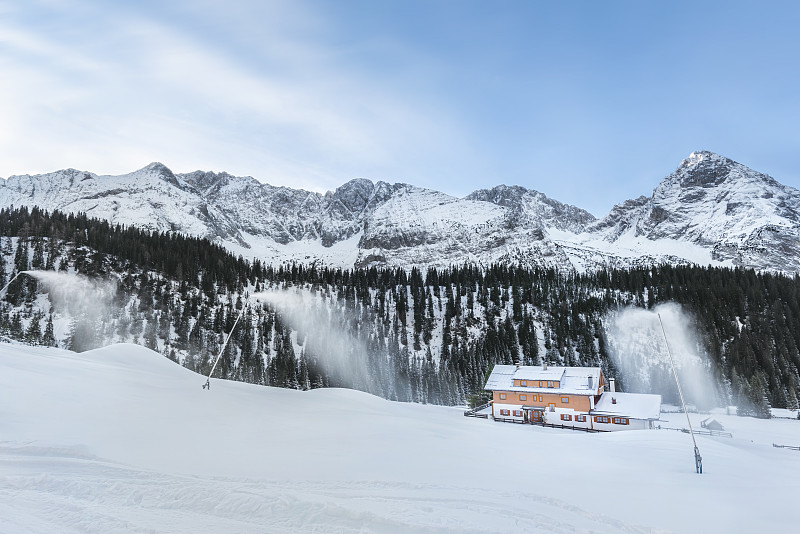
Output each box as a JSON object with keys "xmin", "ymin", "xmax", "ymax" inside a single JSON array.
[
  {"xmin": 22, "ymin": 270, "xmax": 117, "ymax": 318},
  {"xmin": 253, "ymin": 289, "xmax": 372, "ymax": 391},
  {"xmin": 22, "ymin": 270, "xmax": 118, "ymax": 351},
  {"xmin": 603, "ymin": 303, "xmax": 720, "ymax": 409}
]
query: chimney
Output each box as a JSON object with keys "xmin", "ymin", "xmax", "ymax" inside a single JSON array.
[
  {"xmin": 588, "ymin": 375, "xmax": 594, "ymax": 390},
  {"xmin": 543, "ymin": 361, "xmax": 548, "ymax": 371},
  {"xmin": 609, "ymin": 378, "xmax": 616, "ymax": 393}
]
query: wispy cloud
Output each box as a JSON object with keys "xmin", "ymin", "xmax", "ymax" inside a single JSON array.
[
  {"xmin": 3, "ymin": 0, "xmax": 798, "ymax": 214},
  {"xmin": 0, "ymin": 0, "xmax": 460, "ymax": 192}
]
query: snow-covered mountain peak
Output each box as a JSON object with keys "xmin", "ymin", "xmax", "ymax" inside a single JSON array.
[
  {"xmin": 583, "ymin": 151, "xmax": 800, "ymax": 272},
  {"xmin": 2, "ymin": 152, "xmax": 799, "ymax": 273},
  {"xmin": 682, "ymin": 149, "xmax": 727, "ymax": 167},
  {"xmin": 141, "ymin": 161, "xmax": 171, "ymax": 173},
  {"xmin": 670, "ymin": 150, "xmax": 782, "ymax": 190},
  {"xmin": 467, "ymin": 184, "xmax": 596, "ymax": 233},
  {"xmin": 137, "ymin": 162, "xmax": 181, "ymax": 187},
  {"xmin": 179, "ymin": 169, "xmax": 260, "ymax": 197},
  {"xmin": 326, "ymin": 178, "xmax": 395, "ymax": 216}
]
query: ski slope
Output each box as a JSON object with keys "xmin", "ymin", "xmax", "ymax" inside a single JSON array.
[{"xmin": 1, "ymin": 343, "xmax": 799, "ymax": 533}]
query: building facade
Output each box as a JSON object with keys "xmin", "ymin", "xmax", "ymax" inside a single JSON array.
[{"xmin": 484, "ymin": 364, "xmax": 661, "ymax": 431}]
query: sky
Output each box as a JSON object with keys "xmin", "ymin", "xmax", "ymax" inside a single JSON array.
[{"xmin": 1, "ymin": 0, "xmax": 798, "ymax": 216}]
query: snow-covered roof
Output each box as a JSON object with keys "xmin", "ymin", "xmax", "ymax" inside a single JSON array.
[
  {"xmin": 484, "ymin": 365, "xmax": 603, "ymax": 395},
  {"xmin": 514, "ymin": 367, "xmax": 565, "ymax": 381},
  {"xmin": 701, "ymin": 418, "xmax": 725, "ymax": 431},
  {"xmin": 591, "ymin": 392, "xmax": 662, "ymax": 420},
  {"xmin": 484, "ymin": 365, "xmax": 518, "ymax": 390}
]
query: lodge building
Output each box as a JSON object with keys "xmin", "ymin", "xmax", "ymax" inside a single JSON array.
[{"xmin": 484, "ymin": 364, "xmax": 661, "ymax": 431}]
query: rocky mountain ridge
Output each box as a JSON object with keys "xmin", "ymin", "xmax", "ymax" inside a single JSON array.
[{"xmin": 2, "ymin": 151, "xmax": 799, "ymax": 273}]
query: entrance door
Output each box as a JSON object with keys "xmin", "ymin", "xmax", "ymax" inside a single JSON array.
[{"xmin": 530, "ymin": 411, "xmax": 542, "ymax": 423}]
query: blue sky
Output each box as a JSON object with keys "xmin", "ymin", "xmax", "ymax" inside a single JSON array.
[{"xmin": 1, "ymin": 0, "xmax": 798, "ymax": 216}]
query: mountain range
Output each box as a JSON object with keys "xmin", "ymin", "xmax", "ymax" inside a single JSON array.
[{"xmin": 2, "ymin": 150, "xmax": 799, "ymax": 273}]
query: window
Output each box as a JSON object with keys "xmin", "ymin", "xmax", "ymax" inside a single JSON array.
[
  {"xmin": 561, "ymin": 414, "xmax": 572, "ymax": 421},
  {"xmin": 576, "ymin": 415, "xmax": 587, "ymax": 422},
  {"xmin": 499, "ymin": 393, "xmax": 506, "ymax": 400},
  {"xmin": 561, "ymin": 397, "xmax": 569, "ymax": 404},
  {"xmin": 520, "ymin": 380, "xmax": 527, "ymax": 386},
  {"xmin": 513, "ymin": 410, "xmax": 522, "ymax": 417},
  {"xmin": 500, "ymin": 409, "xmax": 510, "ymax": 416},
  {"xmin": 613, "ymin": 417, "xmax": 629, "ymax": 425},
  {"xmin": 547, "ymin": 381, "xmax": 553, "ymax": 388},
  {"xmin": 548, "ymin": 403, "xmax": 556, "ymax": 411},
  {"xmin": 520, "ymin": 395, "xmax": 527, "ymax": 401},
  {"xmin": 595, "ymin": 416, "xmax": 610, "ymax": 423}
]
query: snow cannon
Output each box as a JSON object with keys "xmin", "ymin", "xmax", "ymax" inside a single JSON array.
[{"xmin": 202, "ymin": 293, "xmax": 269, "ymax": 390}]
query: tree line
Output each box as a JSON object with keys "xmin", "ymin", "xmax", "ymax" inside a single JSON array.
[{"xmin": 1, "ymin": 206, "xmax": 797, "ymax": 415}]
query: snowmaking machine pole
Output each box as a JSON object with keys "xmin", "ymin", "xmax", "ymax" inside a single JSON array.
[
  {"xmin": 0, "ymin": 271, "xmax": 25, "ymax": 297},
  {"xmin": 658, "ymin": 313, "xmax": 702, "ymax": 474},
  {"xmin": 203, "ymin": 305, "xmax": 246, "ymax": 390}
]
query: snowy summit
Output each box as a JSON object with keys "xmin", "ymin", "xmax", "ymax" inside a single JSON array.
[{"xmin": 2, "ymin": 151, "xmax": 800, "ymax": 273}]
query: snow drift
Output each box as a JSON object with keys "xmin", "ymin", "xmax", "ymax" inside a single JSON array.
[{"xmin": 1, "ymin": 342, "xmax": 799, "ymax": 533}]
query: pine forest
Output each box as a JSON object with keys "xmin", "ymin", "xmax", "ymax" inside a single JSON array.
[{"xmin": 1, "ymin": 206, "xmax": 797, "ymax": 416}]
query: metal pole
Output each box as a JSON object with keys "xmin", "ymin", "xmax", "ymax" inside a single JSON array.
[
  {"xmin": 203, "ymin": 306, "xmax": 246, "ymax": 390},
  {"xmin": 658, "ymin": 313, "xmax": 702, "ymax": 474},
  {"xmin": 0, "ymin": 271, "xmax": 23, "ymax": 296}
]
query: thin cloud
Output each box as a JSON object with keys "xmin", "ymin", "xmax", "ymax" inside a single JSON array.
[{"xmin": 0, "ymin": 0, "xmax": 462, "ymax": 190}]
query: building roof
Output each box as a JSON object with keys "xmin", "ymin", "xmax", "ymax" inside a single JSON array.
[
  {"xmin": 484, "ymin": 364, "xmax": 603, "ymax": 396},
  {"xmin": 701, "ymin": 418, "xmax": 725, "ymax": 431},
  {"xmin": 514, "ymin": 367, "xmax": 565, "ymax": 381},
  {"xmin": 484, "ymin": 365, "xmax": 518, "ymax": 390},
  {"xmin": 591, "ymin": 392, "xmax": 662, "ymax": 420}
]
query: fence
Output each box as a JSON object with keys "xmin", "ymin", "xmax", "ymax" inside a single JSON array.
[
  {"xmin": 493, "ymin": 416, "xmax": 602, "ymax": 432},
  {"xmin": 773, "ymin": 443, "xmax": 800, "ymax": 451},
  {"xmin": 658, "ymin": 426, "xmax": 732, "ymax": 438},
  {"xmin": 463, "ymin": 401, "xmax": 491, "ymax": 419}
]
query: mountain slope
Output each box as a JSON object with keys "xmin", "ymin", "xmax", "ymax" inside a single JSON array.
[
  {"xmin": 585, "ymin": 151, "xmax": 800, "ymax": 271},
  {"xmin": 2, "ymin": 151, "xmax": 799, "ymax": 272}
]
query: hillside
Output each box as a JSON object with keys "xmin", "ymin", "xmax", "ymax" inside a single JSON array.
[
  {"xmin": 3, "ymin": 151, "xmax": 799, "ymax": 273},
  {"xmin": 2, "ymin": 206, "xmax": 799, "ymax": 413},
  {"xmin": 2, "ymin": 342, "xmax": 798, "ymax": 533}
]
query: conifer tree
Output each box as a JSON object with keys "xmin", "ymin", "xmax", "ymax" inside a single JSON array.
[
  {"xmin": 42, "ymin": 313, "xmax": 57, "ymax": 347},
  {"xmin": 24, "ymin": 312, "xmax": 42, "ymax": 345}
]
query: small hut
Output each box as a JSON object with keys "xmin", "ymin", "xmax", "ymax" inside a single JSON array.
[{"xmin": 701, "ymin": 418, "xmax": 725, "ymax": 431}]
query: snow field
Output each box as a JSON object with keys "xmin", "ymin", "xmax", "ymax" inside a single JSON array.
[{"xmin": 1, "ymin": 342, "xmax": 799, "ymax": 533}]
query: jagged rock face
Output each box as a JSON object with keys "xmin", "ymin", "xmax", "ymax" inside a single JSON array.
[
  {"xmin": 2, "ymin": 151, "xmax": 799, "ymax": 273},
  {"xmin": 0, "ymin": 164, "xmax": 245, "ymax": 244},
  {"xmin": 467, "ymin": 185, "xmax": 596, "ymax": 234},
  {"xmin": 590, "ymin": 151, "xmax": 800, "ymax": 271}
]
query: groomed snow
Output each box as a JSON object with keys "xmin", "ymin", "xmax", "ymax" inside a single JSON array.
[{"xmin": 2, "ymin": 342, "xmax": 799, "ymax": 533}]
